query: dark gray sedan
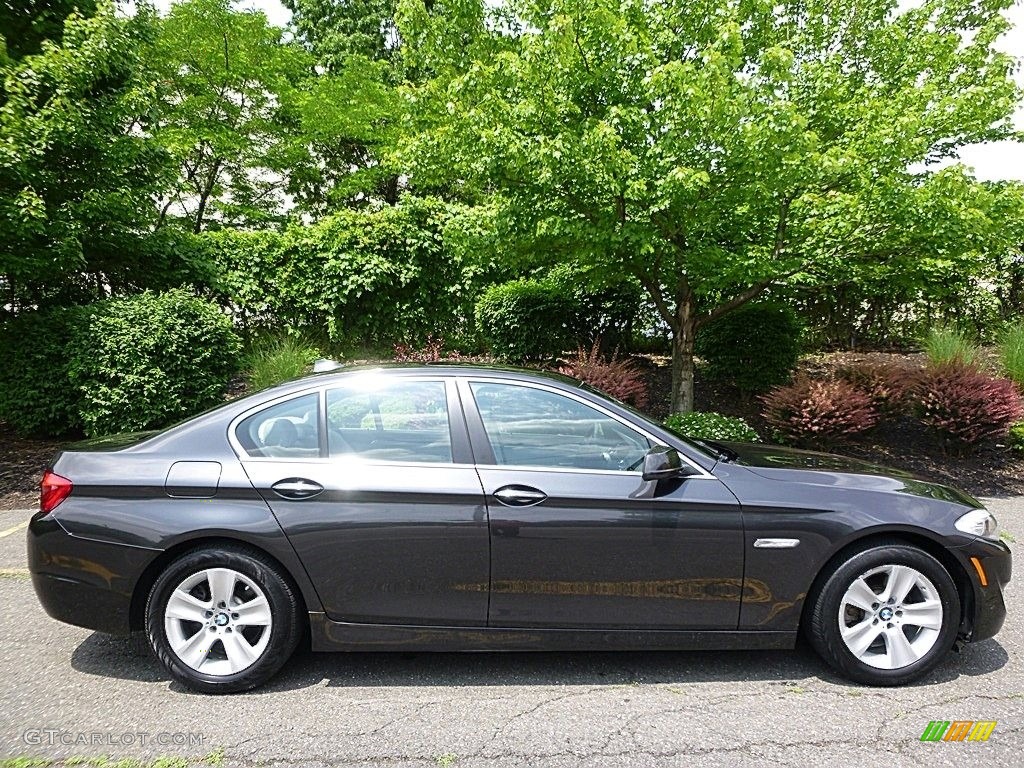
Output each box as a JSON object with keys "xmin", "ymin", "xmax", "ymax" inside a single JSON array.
[{"xmin": 28, "ymin": 365, "xmax": 1010, "ymax": 692}]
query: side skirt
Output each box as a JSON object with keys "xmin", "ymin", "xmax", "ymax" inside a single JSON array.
[{"xmin": 308, "ymin": 612, "xmax": 796, "ymax": 652}]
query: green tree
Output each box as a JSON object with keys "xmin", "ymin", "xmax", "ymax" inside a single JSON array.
[
  {"xmin": 150, "ymin": 0, "xmax": 315, "ymax": 232},
  {"xmin": 0, "ymin": 0, "xmax": 97, "ymax": 60},
  {"xmin": 399, "ymin": 0, "xmax": 1022, "ymax": 411},
  {"xmin": 284, "ymin": 0, "xmax": 400, "ymax": 68},
  {"xmin": 0, "ymin": 1, "xmax": 176, "ymax": 312}
]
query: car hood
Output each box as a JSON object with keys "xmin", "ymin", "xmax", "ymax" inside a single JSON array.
[{"xmin": 717, "ymin": 441, "xmax": 982, "ymax": 508}]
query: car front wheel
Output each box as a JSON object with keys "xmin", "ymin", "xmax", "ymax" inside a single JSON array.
[
  {"xmin": 145, "ymin": 546, "xmax": 302, "ymax": 694},
  {"xmin": 807, "ymin": 543, "xmax": 961, "ymax": 685}
]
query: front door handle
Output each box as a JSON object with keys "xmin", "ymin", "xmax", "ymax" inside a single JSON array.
[
  {"xmin": 270, "ymin": 477, "xmax": 324, "ymax": 500},
  {"xmin": 493, "ymin": 485, "xmax": 547, "ymax": 507}
]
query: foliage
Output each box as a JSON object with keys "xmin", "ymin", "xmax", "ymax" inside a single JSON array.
[
  {"xmin": 834, "ymin": 362, "xmax": 916, "ymax": 415},
  {"xmin": 400, "ymin": 0, "xmax": 1022, "ymax": 412},
  {"xmin": 391, "ymin": 334, "xmax": 491, "ymax": 363},
  {"xmin": 695, "ymin": 303, "xmax": 803, "ymax": 395},
  {"xmin": 284, "ymin": 0, "xmax": 399, "ymax": 67},
  {"xmin": 244, "ymin": 333, "xmax": 320, "ymax": 391},
  {"xmin": 762, "ymin": 378, "xmax": 879, "ymax": 446},
  {"xmin": 476, "ymin": 278, "xmax": 577, "ymax": 361},
  {"xmin": 557, "ymin": 344, "xmax": 649, "ymax": 409},
  {"xmin": 1007, "ymin": 422, "xmax": 1024, "ymax": 453},
  {"xmin": 664, "ymin": 412, "xmax": 760, "ymax": 443},
  {"xmin": 0, "ymin": 305, "xmax": 90, "ymax": 434},
  {"xmin": 68, "ymin": 289, "xmax": 241, "ymax": 436},
  {"xmin": 0, "ymin": 2, "xmax": 179, "ymax": 312},
  {"xmin": 911, "ymin": 364, "xmax": 1023, "ymax": 452},
  {"xmin": 545, "ymin": 263, "xmax": 644, "ymax": 352},
  {"xmin": 999, "ymin": 321, "xmax": 1024, "ymax": 388},
  {"xmin": 921, "ymin": 325, "xmax": 981, "ymax": 369},
  {"xmin": 0, "ymin": 0, "xmax": 97, "ymax": 60},
  {"xmin": 201, "ymin": 196, "xmax": 485, "ymax": 346},
  {"xmin": 149, "ymin": 0, "xmax": 318, "ymax": 232}
]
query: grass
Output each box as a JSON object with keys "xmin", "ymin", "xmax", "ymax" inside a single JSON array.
[
  {"xmin": 1000, "ymin": 322, "xmax": 1024, "ymax": 387},
  {"xmin": 435, "ymin": 755, "xmax": 458, "ymax": 767},
  {"xmin": 921, "ymin": 325, "xmax": 980, "ymax": 368},
  {"xmin": 243, "ymin": 333, "xmax": 320, "ymax": 391},
  {"xmin": 1, "ymin": 753, "xmax": 224, "ymax": 768}
]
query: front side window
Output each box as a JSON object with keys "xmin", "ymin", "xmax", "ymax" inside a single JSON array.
[
  {"xmin": 327, "ymin": 380, "xmax": 452, "ymax": 464},
  {"xmin": 469, "ymin": 382, "xmax": 651, "ymax": 471},
  {"xmin": 236, "ymin": 393, "xmax": 320, "ymax": 458}
]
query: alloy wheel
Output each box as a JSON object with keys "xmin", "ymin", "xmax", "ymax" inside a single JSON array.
[
  {"xmin": 837, "ymin": 563, "xmax": 944, "ymax": 670},
  {"xmin": 163, "ymin": 567, "xmax": 273, "ymax": 676}
]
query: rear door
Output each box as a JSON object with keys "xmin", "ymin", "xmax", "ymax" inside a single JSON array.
[{"xmin": 235, "ymin": 375, "xmax": 489, "ymax": 626}]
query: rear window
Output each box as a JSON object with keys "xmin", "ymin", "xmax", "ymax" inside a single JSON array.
[{"xmin": 236, "ymin": 393, "xmax": 320, "ymax": 458}]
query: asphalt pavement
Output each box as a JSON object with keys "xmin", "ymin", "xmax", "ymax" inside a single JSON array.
[{"xmin": 0, "ymin": 499, "xmax": 1020, "ymax": 768}]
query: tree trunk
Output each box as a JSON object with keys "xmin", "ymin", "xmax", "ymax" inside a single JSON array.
[{"xmin": 669, "ymin": 311, "xmax": 697, "ymax": 414}]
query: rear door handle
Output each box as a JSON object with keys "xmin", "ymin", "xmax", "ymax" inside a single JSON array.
[
  {"xmin": 270, "ymin": 477, "xmax": 324, "ymax": 500},
  {"xmin": 493, "ymin": 485, "xmax": 547, "ymax": 507}
]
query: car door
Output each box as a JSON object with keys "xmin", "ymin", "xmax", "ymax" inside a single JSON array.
[
  {"xmin": 235, "ymin": 375, "xmax": 490, "ymax": 626},
  {"xmin": 460, "ymin": 377, "xmax": 744, "ymax": 630}
]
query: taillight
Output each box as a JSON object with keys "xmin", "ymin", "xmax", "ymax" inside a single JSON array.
[{"xmin": 39, "ymin": 470, "xmax": 73, "ymax": 514}]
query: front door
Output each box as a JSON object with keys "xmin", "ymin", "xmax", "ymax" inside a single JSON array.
[
  {"xmin": 461, "ymin": 378, "xmax": 744, "ymax": 630},
  {"xmin": 236, "ymin": 376, "xmax": 489, "ymax": 626}
]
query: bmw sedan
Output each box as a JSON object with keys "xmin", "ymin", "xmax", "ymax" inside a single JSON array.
[{"xmin": 28, "ymin": 365, "xmax": 1010, "ymax": 693}]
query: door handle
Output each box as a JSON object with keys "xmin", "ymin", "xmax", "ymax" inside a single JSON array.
[
  {"xmin": 270, "ymin": 477, "xmax": 324, "ymax": 500},
  {"xmin": 493, "ymin": 485, "xmax": 547, "ymax": 507}
]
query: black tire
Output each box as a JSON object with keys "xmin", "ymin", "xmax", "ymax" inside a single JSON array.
[
  {"xmin": 806, "ymin": 543, "xmax": 960, "ymax": 686},
  {"xmin": 145, "ymin": 545, "xmax": 303, "ymax": 694}
]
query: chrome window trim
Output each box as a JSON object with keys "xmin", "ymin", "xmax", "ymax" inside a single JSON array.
[{"xmin": 462, "ymin": 376, "xmax": 717, "ymax": 480}]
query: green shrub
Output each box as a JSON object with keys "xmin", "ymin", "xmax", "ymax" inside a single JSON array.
[
  {"xmin": 999, "ymin": 322, "xmax": 1024, "ymax": 387},
  {"xmin": 199, "ymin": 196, "xmax": 489, "ymax": 346},
  {"xmin": 1007, "ymin": 422, "xmax": 1024, "ymax": 452},
  {"xmin": 244, "ymin": 333, "xmax": 320, "ymax": 391},
  {"xmin": 69, "ymin": 289, "xmax": 242, "ymax": 436},
  {"xmin": 475, "ymin": 279, "xmax": 577, "ymax": 361},
  {"xmin": 545, "ymin": 264, "xmax": 643, "ymax": 351},
  {"xmin": 663, "ymin": 412, "xmax": 760, "ymax": 443},
  {"xmin": 695, "ymin": 302, "xmax": 803, "ymax": 394},
  {"xmin": 921, "ymin": 325, "xmax": 980, "ymax": 369},
  {"xmin": 0, "ymin": 306, "xmax": 91, "ymax": 435}
]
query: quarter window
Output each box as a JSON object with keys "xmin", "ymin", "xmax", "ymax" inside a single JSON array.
[
  {"xmin": 469, "ymin": 382, "xmax": 651, "ymax": 471},
  {"xmin": 236, "ymin": 393, "xmax": 320, "ymax": 458},
  {"xmin": 327, "ymin": 380, "xmax": 452, "ymax": 464}
]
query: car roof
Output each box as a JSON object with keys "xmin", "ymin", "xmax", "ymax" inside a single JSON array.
[{"xmin": 270, "ymin": 362, "xmax": 585, "ymax": 392}]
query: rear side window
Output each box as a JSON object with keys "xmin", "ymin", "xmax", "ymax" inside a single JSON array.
[
  {"xmin": 236, "ymin": 393, "xmax": 320, "ymax": 458},
  {"xmin": 326, "ymin": 380, "xmax": 452, "ymax": 464}
]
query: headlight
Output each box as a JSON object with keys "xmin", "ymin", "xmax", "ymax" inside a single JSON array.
[{"xmin": 954, "ymin": 508, "xmax": 999, "ymax": 540}]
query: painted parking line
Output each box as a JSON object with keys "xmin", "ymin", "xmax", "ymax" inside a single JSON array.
[
  {"xmin": 0, "ymin": 520, "xmax": 29, "ymax": 539},
  {"xmin": 0, "ymin": 568, "xmax": 29, "ymax": 577}
]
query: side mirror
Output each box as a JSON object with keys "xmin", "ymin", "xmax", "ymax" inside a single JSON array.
[{"xmin": 642, "ymin": 445, "xmax": 696, "ymax": 481}]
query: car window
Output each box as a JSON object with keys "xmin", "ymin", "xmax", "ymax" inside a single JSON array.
[
  {"xmin": 236, "ymin": 393, "xmax": 321, "ymax": 459},
  {"xmin": 469, "ymin": 382, "xmax": 651, "ymax": 471},
  {"xmin": 326, "ymin": 380, "xmax": 452, "ymax": 464}
]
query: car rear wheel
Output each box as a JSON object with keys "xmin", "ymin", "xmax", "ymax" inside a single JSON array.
[
  {"xmin": 145, "ymin": 546, "xmax": 302, "ymax": 694},
  {"xmin": 807, "ymin": 543, "xmax": 960, "ymax": 685}
]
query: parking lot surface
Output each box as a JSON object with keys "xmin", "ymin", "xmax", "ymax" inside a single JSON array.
[{"xmin": 1, "ymin": 499, "xmax": 1020, "ymax": 768}]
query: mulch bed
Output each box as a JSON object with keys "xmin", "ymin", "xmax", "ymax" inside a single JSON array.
[
  {"xmin": 639, "ymin": 350, "xmax": 1024, "ymax": 497},
  {"xmin": 2, "ymin": 351, "xmax": 1021, "ymax": 510},
  {"xmin": 0, "ymin": 426, "xmax": 63, "ymax": 510}
]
